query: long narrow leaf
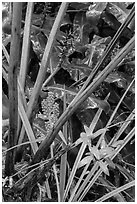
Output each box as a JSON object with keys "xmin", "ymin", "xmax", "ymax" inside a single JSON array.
[
  {"xmin": 98, "ymin": 176, "xmax": 126, "ymax": 202},
  {"xmin": 95, "ymin": 180, "xmax": 135, "ymax": 202},
  {"xmin": 19, "ymin": 2, "xmax": 34, "ymax": 89},
  {"xmin": 112, "ymin": 127, "xmax": 135, "ymax": 160},
  {"xmin": 76, "ymin": 162, "xmax": 101, "ymax": 201},
  {"xmin": 18, "ymin": 2, "xmax": 69, "ymax": 148},
  {"xmin": 69, "ymin": 161, "xmax": 91, "ymax": 202},
  {"xmin": 74, "ymin": 5, "xmax": 135, "ymax": 99},
  {"xmin": 63, "ymin": 142, "xmax": 87, "ymax": 201},
  {"xmin": 50, "ymin": 144, "xmax": 60, "ymax": 201},
  {"xmin": 60, "ymin": 88, "xmax": 67, "ymax": 201},
  {"xmin": 110, "ymin": 110, "xmax": 135, "ymax": 144},
  {"xmin": 18, "ymin": 96, "xmax": 38, "ymax": 154},
  {"xmin": 89, "ymin": 108, "xmax": 103, "ymax": 133},
  {"xmin": 78, "ymin": 127, "xmax": 135, "ymax": 201},
  {"xmin": 97, "ymin": 79, "xmax": 135, "ymax": 148}
]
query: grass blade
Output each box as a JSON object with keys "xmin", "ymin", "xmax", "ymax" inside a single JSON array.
[
  {"xmin": 68, "ymin": 162, "xmax": 90, "ymax": 202},
  {"xmin": 18, "ymin": 2, "xmax": 69, "ymax": 149},
  {"xmin": 73, "ymin": 162, "xmax": 99, "ymax": 201},
  {"xmin": 95, "ymin": 180, "xmax": 135, "ymax": 202},
  {"xmin": 63, "ymin": 143, "xmax": 87, "ymax": 201},
  {"xmin": 19, "ymin": 2, "xmax": 34, "ymax": 89},
  {"xmin": 75, "ymin": 5, "xmax": 135, "ymax": 98},
  {"xmin": 78, "ymin": 126, "xmax": 135, "ymax": 201},
  {"xmin": 60, "ymin": 87, "xmax": 67, "ymax": 201},
  {"xmin": 50, "ymin": 144, "xmax": 60, "ymax": 201},
  {"xmin": 78, "ymin": 163, "xmax": 101, "ymax": 201},
  {"xmin": 110, "ymin": 110, "xmax": 135, "ymax": 144},
  {"xmin": 18, "ymin": 95, "xmax": 38, "ymax": 154}
]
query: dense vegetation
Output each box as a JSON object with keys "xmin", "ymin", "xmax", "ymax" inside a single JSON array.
[{"xmin": 2, "ymin": 2, "xmax": 135, "ymax": 202}]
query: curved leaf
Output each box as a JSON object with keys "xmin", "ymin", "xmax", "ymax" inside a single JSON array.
[{"xmin": 78, "ymin": 155, "xmax": 93, "ymax": 169}]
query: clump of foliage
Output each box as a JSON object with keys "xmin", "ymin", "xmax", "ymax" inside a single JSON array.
[{"xmin": 2, "ymin": 2, "xmax": 135, "ymax": 202}]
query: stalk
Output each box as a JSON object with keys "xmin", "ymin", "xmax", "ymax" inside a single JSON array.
[{"xmin": 5, "ymin": 2, "xmax": 22, "ymax": 176}]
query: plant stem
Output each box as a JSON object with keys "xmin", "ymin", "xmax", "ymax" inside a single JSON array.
[
  {"xmin": 18, "ymin": 2, "xmax": 69, "ymax": 148},
  {"xmin": 19, "ymin": 2, "xmax": 34, "ymax": 89},
  {"xmin": 5, "ymin": 2, "xmax": 22, "ymax": 176}
]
